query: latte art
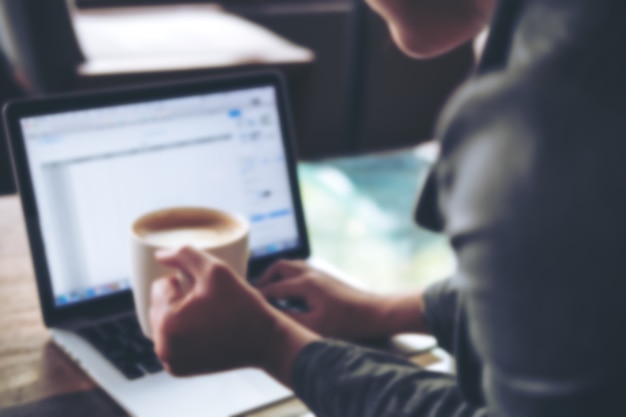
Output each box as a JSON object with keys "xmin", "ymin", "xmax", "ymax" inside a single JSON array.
[
  {"xmin": 142, "ymin": 226, "xmax": 240, "ymax": 249},
  {"xmin": 133, "ymin": 207, "xmax": 246, "ymax": 250}
]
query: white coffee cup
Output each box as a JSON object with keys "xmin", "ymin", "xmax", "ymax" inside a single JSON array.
[{"xmin": 130, "ymin": 207, "xmax": 249, "ymax": 338}]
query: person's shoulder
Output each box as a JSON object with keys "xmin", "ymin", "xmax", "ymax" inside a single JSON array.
[
  {"xmin": 437, "ymin": 57, "xmax": 626, "ymax": 152},
  {"xmin": 439, "ymin": 65, "xmax": 555, "ymax": 138},
  {"xmin": 432, "ymin": 61, "xmax": 604, "ymax": 215},
  {"xmin": 433, "ymin": 67, "xmax": 539, "ymax": 186},
  {"xmin": 433, "ymin": 57, "xmax": 626, "ymax": 228}
]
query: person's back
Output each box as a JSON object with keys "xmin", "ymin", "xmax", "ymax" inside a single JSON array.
[{"xmin": 426, "ymin": 0, "xmax": 626, "ymax": 414}]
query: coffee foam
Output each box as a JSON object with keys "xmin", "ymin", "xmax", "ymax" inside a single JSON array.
[
  {"xmin": 133, "ymin": 207, "xmax": 245, "ymax": 249},
  {"xmin": 141, "ymin": 227, "xmax": 237, "ymax": 249}
]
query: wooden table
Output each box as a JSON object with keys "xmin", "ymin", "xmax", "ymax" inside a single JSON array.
[
  {"xmin": 0, "ymin": 192, "xmax": 441, "ymax": 416},
  {"xmin": 0, "ymin": 196, "xmax": 97, "ymax": 408}
]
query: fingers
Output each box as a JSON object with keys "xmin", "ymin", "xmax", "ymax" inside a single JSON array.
[
  {"xmin": 274, "ymin": 309, "xmax": 314, "ymax": 329},
  {"xmin": 256, "ymin": 259, "xmax": 307, "ymax": 287},
  {"xmin": 156, "ymin": 246, "xmax": 211, "ymax": 282},
  {"xmin": 155, "ymin": 246, "xmax": 243, "ymax": 298},
  {"xmin": 151, "ymin": 275, "xmax": 186, "ymax": 306},
  {"xmin": 259, "ymin": 278, "xmax": 310, "ymax": 300},
  {"xmin": 260, "ymin": 280, "xmax": 316, "ymax": 328},
  {"xmin": 150, "ymin": 275, "xmax": 185, "ymax": 347}
]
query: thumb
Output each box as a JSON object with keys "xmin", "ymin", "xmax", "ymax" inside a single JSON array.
[{"xmin": 155, "ymin": 246, "xmax": 210, "ymax": 282}]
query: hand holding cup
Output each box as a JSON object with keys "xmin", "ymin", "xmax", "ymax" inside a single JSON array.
[{"xmin": 130, "ymin": 207, "xmax": 249, "ymax": 337}]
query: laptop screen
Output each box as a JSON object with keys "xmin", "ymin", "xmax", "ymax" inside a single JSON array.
[{"xmin": 19, "ymin": 86, "xmax": 301, "ymax": 307}]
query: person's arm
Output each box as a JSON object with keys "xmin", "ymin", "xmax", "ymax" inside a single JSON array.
[
  {"xmin": 293, "ymin": 339, "xmax": 486, "ymax": 417},
  {"xmin": 255, "ymin": 260, "xmax": 430, "ymax": 341},
  {"xmin": 256, "ymin": 260, "xmax": 465, "ymax": 353},
  {"xmin": 364, "ymin": 0, "xmax": 496, "ymax": 58},
  {"xmin": 421, "ymin": 277, "xmax": 463, "ymax": 353},
  {"xmin": 256, "ymin": 266, "xmax": 485, "ymax": 417}
]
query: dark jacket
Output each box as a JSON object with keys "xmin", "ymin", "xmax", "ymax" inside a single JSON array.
[{"xmin": 291, "ymin": 0, "xmax": 626, "ymax": 415}]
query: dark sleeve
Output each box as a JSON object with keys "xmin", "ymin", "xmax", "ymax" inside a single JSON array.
[
  {"xmin": 435, "ymin": 68, "xmax": 626, "ymax": 416},
  {"xmin": 292, "ymin": 339, "xmax": 486, "ymax": 417},
  {"xmin": 422, "ymin": 277, "xmax": 462, "ymax": 354},
  {"xmin": 424, "ymin": 278, "xmax": 485, "ymax": 405}
]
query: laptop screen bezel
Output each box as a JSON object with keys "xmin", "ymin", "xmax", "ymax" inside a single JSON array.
[{"xmin": 3, "ymin": 71, "xmax": 311, "ymax": 327}]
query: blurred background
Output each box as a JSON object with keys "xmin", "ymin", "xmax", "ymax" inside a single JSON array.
[
  {"xmin": 0, "ymin": 0, "xmax": 476, "ymax": 290},
  {"xmin": 0, "ymin": 0, "xmax": 475, "ymax": 191}
]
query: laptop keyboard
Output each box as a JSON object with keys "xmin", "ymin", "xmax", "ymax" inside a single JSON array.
[
  {"xmin": 77, "ymin": 315, "xmax": 164, "ymax": 380},
  {"xmin": 76, "ymin": 0, "xmax": 323, "ymax": 8}
]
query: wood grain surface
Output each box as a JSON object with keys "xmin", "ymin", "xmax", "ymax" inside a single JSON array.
[{"xmin": 0, "ymin": 196, "xmax": 98, "ymax": 409}]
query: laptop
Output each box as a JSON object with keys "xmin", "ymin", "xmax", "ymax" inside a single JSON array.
[{"xmin": 2, "ymin": 72, "xmax": 320, "ymax": 416}]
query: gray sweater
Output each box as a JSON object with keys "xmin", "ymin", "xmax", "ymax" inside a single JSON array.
[{"xmin": 291, "ymin": 0, "xmax": 626, "ymax": 415}]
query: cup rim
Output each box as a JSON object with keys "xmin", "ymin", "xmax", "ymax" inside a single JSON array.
[{"xmin": 131, "ymin": 206, "xmax": 249, "ymax": 250}]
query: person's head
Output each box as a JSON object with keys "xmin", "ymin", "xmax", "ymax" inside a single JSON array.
[{"xmin": 365, "ymin": 0, "xmax": 497, "ymax": 58}]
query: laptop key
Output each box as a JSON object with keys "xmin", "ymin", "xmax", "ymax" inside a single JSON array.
[
  {"xmin": 99, "ymin": 322, "xmax": 118, "ymax": 334},
  {"xmin": 114, "ymin": 361, "xmax": 145, "ymax": 380},
  {"xmin": 139, "ymin": 355, "xmax": 164, "ymax": 373},
  {"xmin": 119, "ymin": 316, "xmax": 142, "ymax": 332},
  {"xmin": 78, "ymin": 327, "xmax": 116, "ymax": 352},
  {"xmin": 77, "ymin": 327, "xmax": 99, "ymax": 343}
]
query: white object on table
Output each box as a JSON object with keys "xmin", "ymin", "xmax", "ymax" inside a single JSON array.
[{"xmin": 68, "ymin": 4, "xmax": 315, "ymax": 75}]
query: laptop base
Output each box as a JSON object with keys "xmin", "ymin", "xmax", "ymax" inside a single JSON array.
[{"xmin": 52, "ymin": 329, "xmax": 291, "ymax": 417}]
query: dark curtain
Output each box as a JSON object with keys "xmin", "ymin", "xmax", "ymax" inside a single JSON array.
[{"xmin": 0, "ymin": 52, "xmax": 23, "ymax": 195}]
